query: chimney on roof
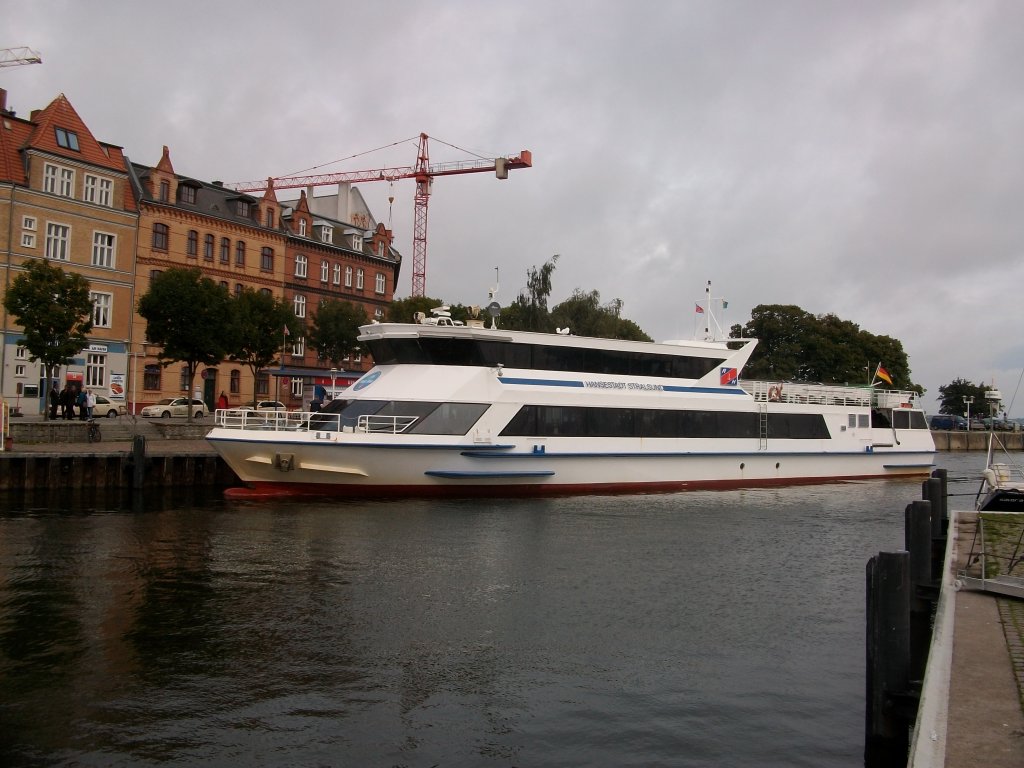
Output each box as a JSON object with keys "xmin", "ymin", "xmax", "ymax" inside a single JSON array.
[{"xmin": 0, "ymin": 88, "xmax": 6, "ymax": 114}]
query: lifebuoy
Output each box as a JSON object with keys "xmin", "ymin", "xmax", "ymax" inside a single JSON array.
[{"xmin": 768, "ymin": 385, "xmax": 782, "ymax": 402}]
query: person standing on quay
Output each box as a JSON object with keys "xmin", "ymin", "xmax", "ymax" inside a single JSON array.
[
  {"xmin": 59, "ymin": 385, "xmax": 72, "ymax": 420},
  {"xmin": 217, "ymin": 391, "xmax": 229, "ymax": 410},
  {"xmin": 77, "ymin": 389, "xmax": 88, "ymax": 420},
  {"xmin": 86, "ymin": 389, "xmax": 96, "ymax": 419},
  {"xmin": 49, "ymin": 385, "xmax": 59, "ymax": 420}
]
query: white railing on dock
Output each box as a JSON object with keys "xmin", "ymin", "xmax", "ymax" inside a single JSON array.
[{"xmin": 744, "ymin": 380, "xmax": 920, "ymax": 408}]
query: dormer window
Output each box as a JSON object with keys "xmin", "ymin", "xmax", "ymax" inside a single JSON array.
[
  {"xmin": 180, "ymin": 185, "xmax": 196, "ymax": 204},
  {"xmin": 298, "ymin": 218, "xmax": 307, "ymax": 237},
  {"xmin": 159, "ymin": 180, "xmax": 169, "ymax": 202},
  {"xmin": 55, "ymin": 128, "xmax": 80, "ymax": 151},
  {"xmin": 317, "ymin": 224, "xmax": 332, "ymax": 244},
  {"xmin": 237, "ymin": 200, "xmax": 251, "ymax": 217},
  {"xmin": 352, "ymin": 234, "xmax": 363, "ymax": 251}
]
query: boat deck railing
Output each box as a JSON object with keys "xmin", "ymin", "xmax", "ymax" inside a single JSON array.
[
  {"xmin": 213, "ymin": 409, "xmax": 417, "ymax": 435},
  {"xmin": 744, "ymin": 380, "xmax": 920, "ymax": 408}
]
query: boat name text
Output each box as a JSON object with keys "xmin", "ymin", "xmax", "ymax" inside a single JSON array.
[{"xmin": 585, "ymin": 380, "xmax": 664, "ymax": 391}]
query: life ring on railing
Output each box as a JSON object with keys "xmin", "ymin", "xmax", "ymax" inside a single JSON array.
[{"xmin": 768, "ymin": 385, "xmax": 782, "ymax": 402}]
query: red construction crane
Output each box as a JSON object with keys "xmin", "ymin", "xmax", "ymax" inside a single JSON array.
[{"xmin": 230, "ymin": 133, "xmax": 532, "ymax": 296}]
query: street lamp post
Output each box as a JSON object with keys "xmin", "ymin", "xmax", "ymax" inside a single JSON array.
[
  {"xmin": 963, "ymin": 396, "xmax": 974, "ymax": 430},
  {"xmin": 330, "ymin": 368, "xmax": 338, "ymax": 400}
]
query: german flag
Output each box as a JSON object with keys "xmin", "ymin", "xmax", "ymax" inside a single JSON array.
[{"xmin": 875, "ymin": 364, "xmax": 893, "ymax": 386}]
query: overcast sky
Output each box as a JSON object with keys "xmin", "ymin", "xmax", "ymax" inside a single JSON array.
[{"xmin": 5, "ymin": 0, "xmax": 1024, "ymax": 414}]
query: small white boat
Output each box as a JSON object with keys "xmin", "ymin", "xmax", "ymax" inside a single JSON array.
[
  {"xmin": 976, "ymin": 388, "xmax": 1024, "ymax": 510},
  {"xmin": 206, "ymin": 310, "xmax": 935, "ymax": 499}
]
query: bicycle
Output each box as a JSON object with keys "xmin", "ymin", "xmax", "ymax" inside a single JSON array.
[{"xmin": 86, "ymin": 418, "xmax": 102, "ymax": 443}]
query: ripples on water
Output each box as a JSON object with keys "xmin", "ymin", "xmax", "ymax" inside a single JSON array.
[{"xmin": 0, "ymin": 454, "xmax": 992, "ymax": 767}]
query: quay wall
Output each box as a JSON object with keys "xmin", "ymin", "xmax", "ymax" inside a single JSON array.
[{"xmin": 929, "ymin": 430, "xmax": 1024, "ymax": 451}]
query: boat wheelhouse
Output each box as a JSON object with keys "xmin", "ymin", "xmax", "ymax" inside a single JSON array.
[{"xmin": 206, "ymin": 319, "xmax": 935, "ymax": 498}]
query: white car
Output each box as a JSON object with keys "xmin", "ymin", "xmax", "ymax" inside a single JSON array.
[
  {"xmin": 93, "ymin": 395, "xmax": 127, "ymax": 418},
  {"xmin": 238, "ymin": 400, "xmax": 287, "ymax": 411},
  {"xmin": 141, "ymin": 397, "xmax": 209, "ymax": 419}
]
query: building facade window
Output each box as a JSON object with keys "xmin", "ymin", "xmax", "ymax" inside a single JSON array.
[
  {"xmin": 294, "ymin": 294, "xmax": 306, "ymax": 318},
  {"xmin": 84, "ymin": 175, "xmax": 113, "ymax": 206},
  {"xmin": 375, "ymin": 272, "xmax": 386, "ymax": 294},
  {"xmin": 298, "ymin": 218, "xmax": 307, "ymax": 237},
  {"xmin": 91, "ymin": 232, "xmax": 116, "ymax": 267},
  {"xmin": 179, "ymin": 366, "xmax": 190, "ymax": 392},
  {"xmin": 318, "ymin": 225, "xmax": 332, "ymax": 244},
  {"xmin": 187, "ymin": 230, "xmax": 198, "ymax": 257},
  {"xmin": 237, "ymin": 200, "xmax": 251, "ymax": 217},
  {"xmin": 256, "ymin": 373, "xmax": 269, "ymax": 396},
  {"xmin": 143, "ymin": 365, "xmax": 162, "ymax": 390},
  {"xmin": 55, "ymin": 128, "xmax": 80, "ymax": 151},
  {"xmin": 45, "ymin": 222, "xmax": 70, "ymax": 260},
  {"xmin": 291, "ymin": 377, "xmax": 304, "ymax": 397},
  {"xmin": 291, "ymin": 336, "xmax": 305, "ymax": 357},
  {"xmin": 21, "ymin": 216, "xmax": 36, "ymax": 248},
  {"xmin": 352, "ymin": 234, "xmax": 363, "ymax": 251},
  {"xmin": 152, "ymin": 223, "xmax": 169, "ymax": 251},
  {"xmin": 159, "ymin": 180, "xmax": 170, "ymax": 202},
  {"xmin": 295, "ymin": 254, "xmax": 308, "ymax": 278},
  {"xmin": 356, "ymin": 268, "xmax": 364, "ymax": 290},
  {"xmin": 344, "ymin": 265, "xmax": 352, "ymax": 287},
  {"xmin": 90, "ymin": 292, "xmax": 112, "ymax": 327},
  {"xmin": 15, "ymin": 364, "xmax": 26, "ymax": 378},
  {"xmin": 203, "ymin": 234, "xmax": 214, "ymax": 261},
  {"xmin": 220, "ymin": 237, "xmax": 230, "ymax": 263},
  {"xmin": 86, "ymin": 353, "xmax": 106, "ymax": 388},
  {"xmin": 180, "ymin": 185, "xmax": 196, "ymax": 204},
  {"xmin": 44, "ymin": 164, "xmax": 74, "ymax": 197},
  {"xmin": 230, "ymin": 369, "xmax": 241, "ymax": 394},
  {"xmin": 235, "ymin": 240, "xmax": 246, "ymax": 266},
  {"xmin": 234, "ymin": 283, "xmax": 243, "ymax": 296},
  {"xmin": 261, "ymin": 247, "xmax": 274, "ymax": 271},
  {"xmin": 265, "ymin": 208, "xmax": 274, "ymax": 228}
]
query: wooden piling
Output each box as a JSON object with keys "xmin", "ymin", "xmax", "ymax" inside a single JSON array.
[
  {"xmin": 905, "ymin": 499, "xmax": 933, "ymax": 682},
  {"xmin": 865, "ymin": 550, "xmax": 911, "ymax": 767}
]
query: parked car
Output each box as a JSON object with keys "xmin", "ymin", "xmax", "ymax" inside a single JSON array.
[
  {"xmin": 93, "ymin": 395, "xmax": 127, "ymax": 418},
  {"xmin": 238, "ymin": 400, "xmax": 287, "ymax": 411},
  {"xmin": 141, "ymin": 397, "xmax": 209, "ymax": 419},
  {"xmin": 927, "ymin": 414, "xmax": 967, "ymax": 431}
]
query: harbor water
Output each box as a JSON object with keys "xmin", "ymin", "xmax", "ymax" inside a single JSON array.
[{"xmin": 0, "ymin": 453, "xmax": 993, "ymax": 767}]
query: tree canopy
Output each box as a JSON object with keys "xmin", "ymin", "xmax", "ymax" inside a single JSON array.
[
  {"xmin": 936, "ymin": 378, "xmax": 998, "ymax": 417},
  {"xmin": 730, "ymin": 304, "xmax": 915, "ymax": 389},
  {"xmin": 228, "ymin": 288, "xmax": 299, "ymax": 402},
  {"xmin": 307, "ymin": 299, "xmax": 368, "ymax": 367},
  {"xmin": 137, "ymin": 267, "xmax": 233, "ymax": 420},
  {"xmin": 2, "ymin": 259, "xmax": 94, "ymax": 419}
]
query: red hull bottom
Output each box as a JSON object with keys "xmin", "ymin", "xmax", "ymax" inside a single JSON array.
[{"xmin": 223, "ymin": 471, "xmax": 929, "ymax": 501}]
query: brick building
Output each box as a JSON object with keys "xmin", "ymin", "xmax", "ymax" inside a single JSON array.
[
  {"xmin": 0, "ymin": 89, "xmax": 139, "ymax": 413},
  {"xmin": 0, "ymin": 87, "xmax": 402, "ymax": 415}
]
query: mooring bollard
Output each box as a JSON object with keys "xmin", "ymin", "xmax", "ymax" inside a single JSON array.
[
  {"xmin": 905, "ymin": 500, "xmax": 933, "ymax": 682},
  {"xmin": 925, "ymin": 472, "xmax": 947, "ymax": 583},
  {"xmin": 865, "ymin": 550, "xmax": 911, "ymax": 767},
  {"xmin": 132, "ymin": 435, "xmax": 146, "ymax": 490}
]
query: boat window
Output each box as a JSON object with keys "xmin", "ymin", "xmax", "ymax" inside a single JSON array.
[
  {"xmin": 500, "ymin": 405, "xmax": 828, "ymax": 439},
  {"xmin": 871, "ymin": 409, "xmax": 892, "ymax": 429},
  {"xmin": 362, "ymin": 337, "xmax": 725, "ymax": 381},
  {"xmin": 409, "ymin": 403, "xmax": 489, "ymax": 435}
]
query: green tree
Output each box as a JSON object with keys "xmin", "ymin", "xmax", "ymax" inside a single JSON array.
[
  {"xmin": 388, "ymin": 296, "xmax": 446, "ymax": 323},
  {"xmin": 2, "ymin": 259, "xmax": 93, "ymax": 420},
  {"xmin": 506, "ymin": 255, "xmax": 559, "ymax": 332},
  {"xmin": 228, "ymin": 288, "xmax": 299, "ymax": 403},
  {"xmin": 936, "ymin": 378, "xmax": 992, "ymax": 417},
  {"xmin": 550, "ymin": 289, "xmax": 653, "ymax": 341},
  {"xmin": 731, "ymin": 304, "xmax": 915, "ymax": 389},
  {"xmin": 137, "ymin": 268, "xmax": 233, "ymax": 421},
  {"xmin": 308, "ymin": 299, "xmax": 368, "ymax": 367}
]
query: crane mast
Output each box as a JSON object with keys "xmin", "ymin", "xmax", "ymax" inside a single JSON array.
[{"xmin": 230, "ymin": 133, "xmax": 532, "ymax": 297}]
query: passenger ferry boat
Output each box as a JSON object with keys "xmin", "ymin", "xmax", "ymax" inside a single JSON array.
[{"xmin": 207, "ymin": 312, "xmax": 936, "ymax": 498}]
